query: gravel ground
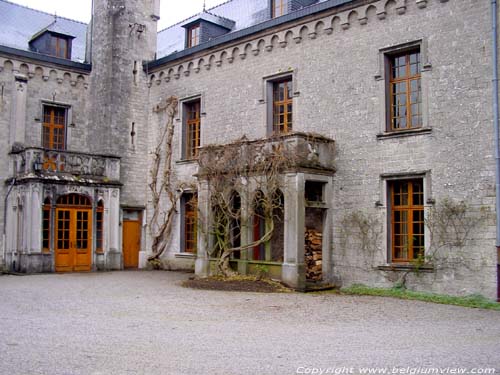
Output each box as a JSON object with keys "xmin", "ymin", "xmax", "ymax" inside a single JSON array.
[{"xmin": 0, "ymin": 271, "xmax": 499, "ymax": 375}]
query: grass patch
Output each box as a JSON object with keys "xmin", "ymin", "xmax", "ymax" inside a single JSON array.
[{"xmin": 338, "ymin": 284, "xmax": 500, "ymax": 311}]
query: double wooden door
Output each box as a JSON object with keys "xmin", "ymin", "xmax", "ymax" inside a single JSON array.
[{"xmin": 55, "ymin": 208, "xmax": 92, "ymax": 272}]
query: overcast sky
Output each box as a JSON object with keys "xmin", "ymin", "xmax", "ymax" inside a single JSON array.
[{"xmin": 8, "ymin": 0, "xmax": 229, "ymax": 30}]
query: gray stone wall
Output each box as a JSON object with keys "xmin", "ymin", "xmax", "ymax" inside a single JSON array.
[
  {"xmin": 88, "ymin": 0, "xmax": 158, "ymax": 207},
  {"xmin": 0, "ymin": 56, "xmax": 90, "ymax": 268},
  {"xmin": 147, "ymin": 0, "xmax": 497, "ymax": 298}
]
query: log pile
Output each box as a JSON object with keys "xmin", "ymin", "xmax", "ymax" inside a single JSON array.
[{"xmin": 305, "ymin": 229, "xmax": 323, "ymax": 281}]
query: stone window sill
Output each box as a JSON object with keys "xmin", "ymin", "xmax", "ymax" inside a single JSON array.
[
  {"xmin": 176, "ymin": 158, "xmax": 198, "ymax": 165},
  {"xmin": 175, "ymin": 253, "xmax": 196, "ymax": 259},
  {"xmin": 376, "ymin": 127, "xmax": 432, "ymax": 140},
  {"xmin": 377, "ymin": 264, "xmax": 434, "ymax": 273}
]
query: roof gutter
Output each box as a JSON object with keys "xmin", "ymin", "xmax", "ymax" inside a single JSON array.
[
  {"xmin": 0, "ymin": 45, "xmax": 91, "ymax": 72},
  {"xmin": 144, "ymin": 0, "xmax": 356, "ymax": 71}
]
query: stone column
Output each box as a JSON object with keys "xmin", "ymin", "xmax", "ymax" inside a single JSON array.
[
  {"xmin": 107, "ymin": 188, "xmax": 121, "ymax": 269},
  {"xmin": 9, "ymin": 76, "xmax": 27, "ymax": 146},
  {"xmin": 282, "ymin": 172, "xmax": 306, "ymax": 290},
  {"xmin": 322, "ymin": 176, "xmax": 334, "ymax": 284},
  {"xmin": 195, "ymin": 180, "xmax": 211, "ymax": 277}
]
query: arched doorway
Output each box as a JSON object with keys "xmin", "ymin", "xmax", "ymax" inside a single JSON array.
[{"xmin": 55, "ymin": 194, "xmax": 92, "ymax": 272}]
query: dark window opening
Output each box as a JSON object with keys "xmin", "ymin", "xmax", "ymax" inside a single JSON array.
[
  {"xmin": 42, "ymin": 198, "xmax": 51, "ymax": 253},
  {"xmin": 183, "ymin": 193, "xmax": 198, "ymax": 253},
  {"xmin": 96, "ymin": 201, "xmax": 104, "ymax": 253},
  {"xmin": 305, "ymin": 181, "xmax": 325, "ymax": 203}
]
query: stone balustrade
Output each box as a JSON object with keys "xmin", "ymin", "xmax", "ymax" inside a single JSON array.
[{"xmin": 10, "ymin": 147, "xmax": 121, "ymax": 182}]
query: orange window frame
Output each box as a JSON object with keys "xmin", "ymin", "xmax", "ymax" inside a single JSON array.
[
  {"xmin": 184, "ymin": 194, "xmax": 198, "ymax": 253},
  {"xmin": 273, "ymin": 79, "xmax": 293, "ymax": 134},
  {"xmin": 51, "ymin": 36, "xmax": 69, "ymax": 59},
  {"xmin": 187, "ymin": 24, "xmax": 200, "ymax": 48},
  {"xmin": 389, "ymin": 50, "xmax": 422, "ymax": 131},
  {"xmin": 390, "ymin": 179, "xmax": 425, "ymax": 263},
  {"xmin": 185, "ymin": 101, "xmax": 201, "ymax": 158},
  {"xmin": 272, "ymin": 0, "xmax": 288, "ymax": 17},
  {"xmin": 42, "ymin": 106, "xmax": 66, "ymax": 150}
]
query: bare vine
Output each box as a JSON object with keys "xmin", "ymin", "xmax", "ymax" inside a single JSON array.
[
  {"xmin": 148, "ymin": 96, "xmax": 180, "ymax": 262},
  {"xmin": 339, "ymin": 210, "xmax": 383, "ymax": 267},
  {"xmin": 198, "ymin": 136, "xmax": 296, "ymax": 276}
]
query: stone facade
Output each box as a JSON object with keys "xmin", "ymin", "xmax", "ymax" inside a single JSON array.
[{"xmin": 0, "ymin": 0, "xmax": 498, "ymax": 299}]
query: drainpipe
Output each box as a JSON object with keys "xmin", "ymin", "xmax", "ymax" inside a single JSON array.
[
  {"xmin": 492, "ymin": 0, "xmax": 500, "ymax": 301},
  {"xmin": 3, "ymin": 178, "xmax": 16, "ymax": 268}
]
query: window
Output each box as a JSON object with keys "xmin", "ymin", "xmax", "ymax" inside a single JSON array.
[
  {"xmin": 182, "ymin": 193, "xmax": 198, "ymax": 253},
  {"xmin": 96, "ymin": 201, "xmax": 104, "ymax": 253},
  {"xmin": 272, "ymin": 79, "xmax": 293, "ymax": 134},
  {"xmin": 42, "ymin": 198, "xmax": 51, "ymax": 253},
  {"xmin": 272, "ymin": 0, "xmax": 289, "ymax": 17},
  {"xmin": 42, "ymin": 105, "xmax": 66, "ymax": 150},
  {"xmin": 388, "ymin": 49, "xmax": 422, "ymax": 131},
  {"xmin": 184, "ymin": 100, "xmax": 201, "ymax": 159},
  {"xmin": 187, "ymin": 24, "xmax": 200, "ymax": 48},
  {"xmin": 389, "ymin": 179, "xmax": 424, "ymax": 262},
  {"xmin": 50, "ymin": 35, "xmax": 69, "ymax": 59}
]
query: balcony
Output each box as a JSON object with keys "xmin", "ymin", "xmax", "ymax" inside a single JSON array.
[
  {"xmin": 9, "ymin": 147, "xmax": 121, "ymax": 185},
  {"xmin": 197, "ymin": 132, "xmax": 335, "ymax": 177}
]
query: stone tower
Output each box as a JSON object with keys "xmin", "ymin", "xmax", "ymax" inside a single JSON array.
[{"xmin": 87, "ymin": 0, "xmax": 160, "ymax": 207}]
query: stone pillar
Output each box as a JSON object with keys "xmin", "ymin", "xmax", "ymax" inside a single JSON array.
[
  {"xmin": 9, "ymin": 75, "xmax": 27, "ymax": 146},
  {"xmin": 107, "ymin": 188, "xmax": 121, "ymax": 269},
  {"xmin": 195, "ymin": 180, "xmax": 211, "ymax": 277},
  {"xmin": 322, "ymin": 176, "xmax": 334, "ymax": 284},
  {"xmin": 282, "ymin": 172, "xmax": 306, "ymax": 290}
]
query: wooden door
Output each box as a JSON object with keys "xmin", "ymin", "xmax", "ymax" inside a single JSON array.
[
  {"xmin": 55, "ymin": 208, "xmax": 92, "ymax": 272},
  {"xmin": 123, "ymin": 220, "xmax": 141, "ymax": 268}
]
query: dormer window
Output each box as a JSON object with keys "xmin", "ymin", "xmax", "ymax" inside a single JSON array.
[
  {"xmin": 272, "ymin": 0, "xmax": 289, "ymax": 17},
  {"xmin": 188, "ymin": 24, "xmax": 200, "ymax": 48},
  {"xmin": 29, "ymin": 21, "xmax": 75, "ymax": 60},
  {"xmin": 181, "ymin": 12, "xmax": 235, "ymax": 49}
]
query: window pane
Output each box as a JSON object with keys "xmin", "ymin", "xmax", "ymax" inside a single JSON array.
[{"xmin": 389, "ymin": 49, "xmax": 421, "ymax": 131}]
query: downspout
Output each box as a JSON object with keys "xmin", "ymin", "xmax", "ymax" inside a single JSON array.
[
  {"xmin": 492, "ymin": 0, "xmax": 500, "ymax": 301},
  {"xmin": 3, "ymin": 178, "xmax": 16, "ymax": 268}
]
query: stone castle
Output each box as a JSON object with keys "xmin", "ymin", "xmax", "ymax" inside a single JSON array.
[{"xmin": 0, "ymin": 0, "xmax": 498, "ymax": 300}]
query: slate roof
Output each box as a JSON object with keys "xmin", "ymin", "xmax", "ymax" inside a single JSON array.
[
  {"xmin": 0, "ymin": 0, "xmax": 87, "ymax": 62},
  {"xmin": 0, "ymin": 0, "xmax": 334, "ymax": 65},
  {"xmin": 157, "ymin": 0, "xmax": 275, "ymax": 58},
  {"xmin": 156, "ymin": 0, "xmax": 333, "ymax": 59}
]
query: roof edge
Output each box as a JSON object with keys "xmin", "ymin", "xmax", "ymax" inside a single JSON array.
[
  {"xmin": 146, "ymin": 0, "xmax": 356, "ymax": 71},
  {"xmin": 0, "ymin": 45, "xmax": 91, "ymax": 72}
]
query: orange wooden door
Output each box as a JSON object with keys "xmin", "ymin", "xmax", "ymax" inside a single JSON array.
[
  {"xmin": 55, "ymin": 209, "xmax": 72, "ymax": 272},
  {"xmin": 74, "ymin": 210, "xmax": 92, "ymax": 272},
  {"xmin": 55, "ymin": 208, "xmax": 92, "ymax": 272},
  {"xmin": 123, "ymin": 221, "xmax": 141, "ymax": 268}
]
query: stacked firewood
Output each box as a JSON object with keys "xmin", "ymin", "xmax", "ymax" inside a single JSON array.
[{"xmin": 305, "ymin": 229, "xmax": 323, "ymax": 281}]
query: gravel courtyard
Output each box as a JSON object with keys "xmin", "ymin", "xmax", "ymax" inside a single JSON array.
[{"xmin": 0, "ymin": 271, "xmax": 499, "ymax": 375}]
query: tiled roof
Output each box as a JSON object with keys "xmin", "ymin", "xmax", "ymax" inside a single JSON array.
[{"xmin": 0, "ymin": 0, "xmax": 87, "ymax": 62}]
